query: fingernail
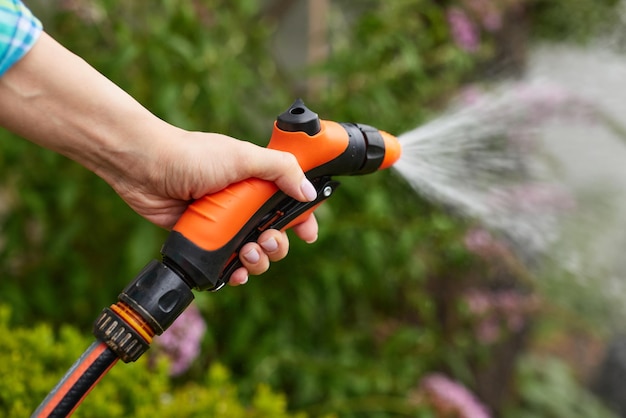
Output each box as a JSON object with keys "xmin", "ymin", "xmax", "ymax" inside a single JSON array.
[
  {"xmin": 301, "ymin": 178, "xmax": 318, "ymax": 202},
  {"xmin": 306, "ymin": 234, "xmax": 318, "ymax": 244},
  {"xmin": 260, "ymin": 237, "xmax": 278, "ymax": 252},
  {"xmin": 243, "ymin": 248, "xmax": 260, "ymax": 264}
]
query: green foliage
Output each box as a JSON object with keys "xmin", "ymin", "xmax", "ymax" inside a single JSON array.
[
  {"xmin": 318, "ymin": 0, "xmax": 479, "ymax": 131},
  {"xmin": 529, "ymin": 0, "xmax": 621, "ymax": 42},
  {"xmin": 0, "ymin": 305, "xmax": 309, "ymax": 418},
  {"xmin": 44, "ymin": 0, "xmax": 290, "ymax": 136},
  {"xmin": 503, "ymin": 355, "xmax": 617, "ymax": 418},
  {"xmin": 0, "ymin": 135, "xmax": 150, "ymax": 325}
]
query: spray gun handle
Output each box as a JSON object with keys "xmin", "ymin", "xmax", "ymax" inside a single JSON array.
[{"xmin": 162, "ymin": 176, "xmax": 339, "ymax": 291}]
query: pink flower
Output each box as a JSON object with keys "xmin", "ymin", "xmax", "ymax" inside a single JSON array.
[
  {"xmin": 464, "ymin": 227, "xmax": 509, "ymax": 259},
  {"xmin": 511, "ymin": 83, "xmax": 597, "ymax": 125},
  {"xmin": 463, "ymin": 0, "xmax": 503, "ymax": 32},
  {"xmin": 464, "ymin": 290, "xmax": 538, "ymax": 344},
  {"xmin": 421, "ymin": 373, "xmax": 491, "ymax": 418},
  {"xmin": 154, "ymin": 303, "xmax": 207, "ymax": 376},
  {"xmin": 491, "ymin": 184, "xmax": 576, "ymax": 214},
  {"xmin": 481, "ymin": 11, "xmax": 503, "ymax": 32},
  {"xmin": 458, "ymin": 86, "xmax": 485, "ymax": 106},
  {"xmin": 447, "ymin": 8, "xmax": 480, "ymax": 52}
]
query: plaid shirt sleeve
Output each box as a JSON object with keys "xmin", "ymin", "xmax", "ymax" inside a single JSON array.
[{"xmin": 0, "ymin": 0, "xmax": 42, "ymax": 77}]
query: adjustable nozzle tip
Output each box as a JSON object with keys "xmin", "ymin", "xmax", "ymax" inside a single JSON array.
[{"xmin": 379, "ymin": 131, "xmax": 402, "ymax": 170}]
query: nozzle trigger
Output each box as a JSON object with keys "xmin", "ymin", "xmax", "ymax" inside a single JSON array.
[{"xmin": 214, "ymin": 177, "xmax": 339, "ymax": 286}]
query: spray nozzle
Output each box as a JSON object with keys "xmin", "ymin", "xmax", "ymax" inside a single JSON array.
[
  {"xmin": 269, "ymin": 99, "xmax": 402, "ymax": 179},
  {"xmin": 338, "ymin": 123, "xmax": 402, "ymax": 175}
]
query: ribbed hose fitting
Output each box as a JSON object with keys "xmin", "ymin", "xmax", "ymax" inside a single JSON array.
[
  {"xmin": 93, "ymin": 259, "xmax": 195, "ymax": 363},
  {"xmin": 93, "ymin": 306, "xmax": 152, "ymax": 363}
]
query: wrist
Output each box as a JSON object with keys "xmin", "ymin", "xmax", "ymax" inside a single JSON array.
[{"xmin": 89, "ymin": 112, "xmax": 179, "ymax": 193}]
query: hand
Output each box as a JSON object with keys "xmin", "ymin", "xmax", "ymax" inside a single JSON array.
[{"xmin": 107, "ymin": 129, "xmax": 319, "ymax": 285}]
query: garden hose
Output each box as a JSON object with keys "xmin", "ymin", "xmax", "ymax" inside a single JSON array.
[
  {"xmin": 32, "ymin": 99, "xmax": 402, "ymax": 417},
  {"xmin": 32, "ymin": 341, "xmax": 118, "ymax": 417}
]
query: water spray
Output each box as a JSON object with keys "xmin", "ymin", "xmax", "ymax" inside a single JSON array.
[{"xmin": 393, "ymin": 81, "xmax": 596, "ymax": 257}]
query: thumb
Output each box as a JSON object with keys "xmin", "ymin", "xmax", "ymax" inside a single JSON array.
[{"xmin": 243, "ymin": 146, "xmax": 318, "ymax": 203}]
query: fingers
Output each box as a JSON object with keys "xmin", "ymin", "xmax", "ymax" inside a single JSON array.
[
  {"xmin": 229, "ymin": 229, "xmax": 290, "ymax": 286},
  {"xmin": 229, "ymin": 216, "xmax": 319, "ymax": 287},
  {"xmin": 214, "ymin": 140, "xmax": 323, "ymax": 287},
  {"xmin": 291, "ymin": 213, "xmax": 318, "ymax": 244}
]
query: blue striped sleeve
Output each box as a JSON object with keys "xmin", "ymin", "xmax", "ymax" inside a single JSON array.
[{"xmin": 0, "ymin": 0, "xmax": 42, "ymax": 77}]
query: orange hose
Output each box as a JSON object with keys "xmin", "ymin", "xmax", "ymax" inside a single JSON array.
[{"xmin": 32, "ymin": 341, "xmax": 118, "ymax": 417}]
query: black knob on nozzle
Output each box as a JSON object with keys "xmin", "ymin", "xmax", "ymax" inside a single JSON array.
[{"xmin": 276, "ymin": 98, "xmax": 321, "ymax": 136}]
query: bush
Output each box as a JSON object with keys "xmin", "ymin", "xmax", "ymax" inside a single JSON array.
[
  {"xmin": 503, "ymin": 355, "xmax": 617, "ymax": 418},
  {"xmin": 0, "ymin": 305, "xmax": 313, "ymax": 418},
  {"xmin": 529, "ymin": 0, "xmax": 621, "ymax": 42}
]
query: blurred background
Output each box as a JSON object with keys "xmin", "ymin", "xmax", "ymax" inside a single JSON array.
[{"xmin": 2, "ymin": 0, "xmax": 626, "ymax": 416}]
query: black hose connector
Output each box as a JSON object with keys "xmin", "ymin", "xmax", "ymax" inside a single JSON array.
[
  {"xmin": 119, "ymin": 260, "xmax": 194, "ymax": 334},
  {"xmin": 93, "ymin": 260, "xmax": 194, "ymax": 362}
]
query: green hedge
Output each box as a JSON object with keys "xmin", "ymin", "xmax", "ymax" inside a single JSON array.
[{"xmin": 0, "ymin": 305, "xmax": 322, "ymax": 418}]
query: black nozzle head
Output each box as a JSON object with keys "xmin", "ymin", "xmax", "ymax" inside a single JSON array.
[
  {"xmin": 276, "ymin": 98, "xmax": 321, "ymax": 136},
  {"xmin": 355, "ymin": 123, "xmax": 385, "ymax": 174}
]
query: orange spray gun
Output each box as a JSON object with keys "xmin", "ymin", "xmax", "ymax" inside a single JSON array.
[
  {"xmin": 93, "ymin": 99, "xmax": 401, "ymax": 362},
  {"xmin": 34, "ymin": 99, "xmax": 401, "ymax": 417}
]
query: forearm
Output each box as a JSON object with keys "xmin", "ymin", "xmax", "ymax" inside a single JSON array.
[{"xmin": 0, "ymin": 32, "xmax": 173, "ymax": 182}]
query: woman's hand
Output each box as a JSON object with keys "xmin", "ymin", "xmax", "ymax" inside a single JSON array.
[{"xmin": 108, "ymin": 129, "xmax": 319, "ymax": 285}]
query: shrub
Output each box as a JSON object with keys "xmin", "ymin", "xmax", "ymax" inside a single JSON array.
[
  {"xmin": 0, "ymin": 305, "xmax": 311, "ymax": 418},
  {"xmin": 503, "ymin": 355, "xmax": 618, "ymax": 418}
]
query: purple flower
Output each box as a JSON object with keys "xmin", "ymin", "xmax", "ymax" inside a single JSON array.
[
  {"xmin": 154, "ymin": 303, "xmax": 207, "ymax": 376},
  {"xmin": 458, "ymin": 86, "xmax": 484, "ymax": 106},
  {"xmin": 421, "ymin": 373, "xmax": 491, "ymax": 418},
  {"xmin": 490, "ymin": 184, "xmax": 576, "ymax": 214},
  {"xmin": 464, "ymin": 227, "xmax": 510, "ymax": 259},
  {"xmin": 447, "ymin": 7, "xmax": 480, "ymax": 52},
  {"xmin": 464, "ymin": 290, "xmax": 539, "ymax": 344},
  {"xmin": 511, "ymin": 83, "xmax": 598, "ymax": 125},
  {"xmin": 481, "ymin": 11, "xmax": 503, "ymax": 32},
  {"xmin": 462, "ymin": 0, "xmax": 504, "ymax": 32}
]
